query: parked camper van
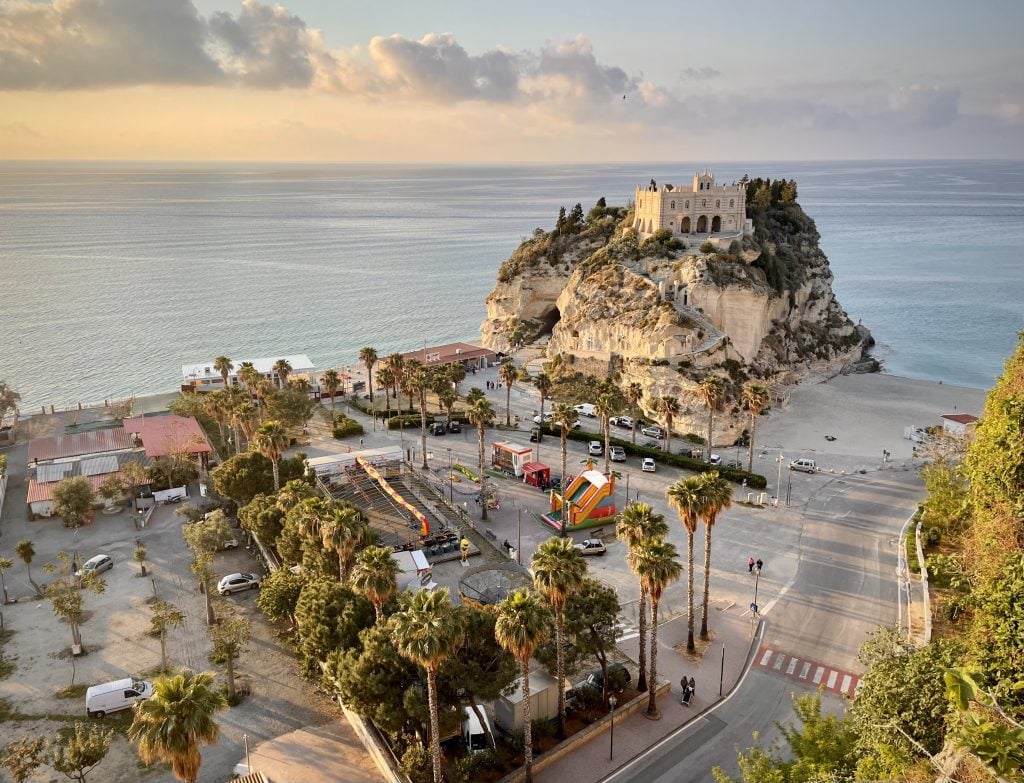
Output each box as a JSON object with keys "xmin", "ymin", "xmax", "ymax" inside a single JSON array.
[
  {"xmin": 462, "ymin": 704, "xmax": 494, "ymax": 753},
  {"xmin": 85, "ymin": 678, "xmax": 152, "ymax": 718}
]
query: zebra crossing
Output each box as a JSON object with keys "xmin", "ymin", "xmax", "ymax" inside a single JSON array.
[{"xmin": 754, "ymin": 645, "xmax": 862, "ymax": 698}]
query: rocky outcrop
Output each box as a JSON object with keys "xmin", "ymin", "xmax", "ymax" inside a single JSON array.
[{"xmin": 481, "ymin": 196, "xmax": 873, "ymax": 447}]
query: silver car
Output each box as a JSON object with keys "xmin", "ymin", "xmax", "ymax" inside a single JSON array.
[{"xmin": 217, "ymin": 572, "xmax": 261, "ymax": 595}]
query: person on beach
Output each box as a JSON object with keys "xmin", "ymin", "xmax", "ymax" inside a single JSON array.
[
  {"xmin": 756, "ymin": 558, "xmax": 764, "ymax": 573},
  {"xmin": 748, "ymin": 557, "xmax": 755, "ymax": 573}
]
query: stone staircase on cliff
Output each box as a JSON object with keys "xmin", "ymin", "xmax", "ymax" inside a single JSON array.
[{"xmin": 674, "ymin": 303, "xmax": 726, "ymax": 356}]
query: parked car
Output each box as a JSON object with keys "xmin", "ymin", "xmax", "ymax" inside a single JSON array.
[
  {"xmin": 529, "ymin": 428, "xmax": 542, "ymax": 443},
  {"xmin": 609, "ymin": 415, "xmax": 634, "ymax": 429},
  {"xmin": 726, "ymin": 460, "xmax": 743, "ymax": 469},
  {"xmin": 676, "ymin": 447, "xmax": 698, "ymax": 458},
  {"xmin": 85, "ymin": 678, "xmax": 152, "ymax": 718},
  {"xmin": 588, "ymin": 440, "xmax": 603, "ymax": 456},
  {"xmin": 642, "ymin": 440, "xmax": 662, "ymax": 450},
  {"xmin": 609, "ymin": 445, "xmax": 626, "ymax": 462},
  {"xmin": 573, "ymin": 539, "xmax": 607, "ymax": 556},
  {"xmin": 217, "ymin": 537, "xmax": 240, "ymax": 551},
  {"xmin": 790, "ymin": 458, "xmax": 817, "ymax": 473},
  {"xmin": 641, "ymin": 457, "xmax": 656, "ymax": 473},
  {"xmin": 641, "ymin": 425, "xmax": 665, "ymax": 439},
  {"xmin": 217, "ymin": 572, "xmax": 261, "ymax": 595},
  {"xmin": 574, "ymin": 403, "xmax": 597, "ymax": 418},
  {"xmin": 429, "ymin": 422, "xmax": 446, "ymax": 436},
  {"xmin": 709, "ymin": 453, "xmax": 722, "ymax": 465},
  {"xmin": 532, "ymin": 412, "xmax": 553, "ymax": 424},
  {"xmin": 75, "ymin": 554, "xmax": 113, "ymax": 578},
  {"xmin": 448, "ymin": 421, "xmax": 462, "ymax": 433},
  {"xmin": 573, "ymin": 663, "xmax": 631, "ymax": 697}
]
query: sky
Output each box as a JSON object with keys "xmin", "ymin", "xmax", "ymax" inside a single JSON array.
[{"xmin": 1, "ymin": 0, "xmax": 1022, "ymax": 161}]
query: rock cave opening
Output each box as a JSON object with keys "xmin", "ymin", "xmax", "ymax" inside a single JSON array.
[{"xmin": 539, "ymin": 306, "xmax": 561, "ymax": 336}]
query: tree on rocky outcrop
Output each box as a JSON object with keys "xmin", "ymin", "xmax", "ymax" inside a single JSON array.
[
  {"xmin": 556, "ymin": 205, "xmax": 567, "ymax": 234},
  {"xmin": 741, "ymin": 383, "xmax": 770, "ymax": 473},
  {"xmin": 52, "ymin": 475, "xmax": 96, "ymax": 528}
]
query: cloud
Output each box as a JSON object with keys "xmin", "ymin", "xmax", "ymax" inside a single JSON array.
[
  {"xmin": 0, "ymin": 0, "xmax": 220, "ymax": 89},
  {"xmin": 681, "ymin": 67, "xmax": 721, "ymax": 81},
  {"xmin": 888, "ymin": 84, "xmax": 960, "ymax": 127}
]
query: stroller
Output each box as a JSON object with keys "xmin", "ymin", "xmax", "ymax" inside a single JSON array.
[{"xmin": 680, "ymin": 676, "xmax": 695, "ymax": 706}]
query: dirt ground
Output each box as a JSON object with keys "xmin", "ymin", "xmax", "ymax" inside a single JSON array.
[{"xmin": 0, "ymin": 431, "xmax": 379, "ymax": 783}]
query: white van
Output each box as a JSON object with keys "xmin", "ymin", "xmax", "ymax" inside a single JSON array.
[
  {"xmin": 462, "ymin": 704, "xmax": 494, "ymax": 753},
  {"xmin": 85, "ymin": 678, "xmax": 152, "ymax": 718},
  {"xmin": 574, "ymin": 403, "xmax": 597, "ymax": 418},
  {"xmin": 790, "ymin": 458, "xmax": 816, "ymax": 473}
]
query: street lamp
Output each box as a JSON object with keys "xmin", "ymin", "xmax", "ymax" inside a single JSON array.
[
  {"xmin": 608, "ymin": 694, "xmax": 617, "ymax": 761},
  {"xmin": 446, "ymin": 448, "xmax": 453, "ymax": 504},
  {"xmin": 776, "ymin": 451, "xmax": 784, "ymax": 503}
]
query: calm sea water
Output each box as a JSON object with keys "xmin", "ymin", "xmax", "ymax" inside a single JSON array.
[{"xmin": 1, "ymin": 160, "xmax": 1022, "ymax": 409}]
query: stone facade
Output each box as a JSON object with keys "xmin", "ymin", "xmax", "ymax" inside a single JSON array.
[{"xmin": 634, "ymin": 170, "xmax": 751, "ymax": 242}]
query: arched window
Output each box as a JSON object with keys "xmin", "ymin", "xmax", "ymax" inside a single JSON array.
[
  {"xmin": 716, "ymin": 200, "xmax": 720, "ymax": 208},
  {"xmin": 729, "ymin": 199, "xmax": 734, "ymax": 208},
  {"xmin": 670, "ymin": 201, "xmax": 676, "ymax": 209}
]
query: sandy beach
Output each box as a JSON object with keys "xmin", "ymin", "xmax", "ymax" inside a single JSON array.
[{"xmin": 752, "ymin": 372, "xmax": 987, "ymax": 466}]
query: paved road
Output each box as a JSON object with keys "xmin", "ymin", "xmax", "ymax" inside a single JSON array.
[{"xmin": 602, "ymin": 469, "xmax": 922, "ymax": 782}]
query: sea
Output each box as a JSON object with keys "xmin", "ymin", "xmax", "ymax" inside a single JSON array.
[{"xmin": 1, "ymin": 160, "xmax": 1022, "ymax": 410}]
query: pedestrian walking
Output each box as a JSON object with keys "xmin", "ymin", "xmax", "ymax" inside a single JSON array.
[
  {"xmin": 748, "ymin": 556, "xmax": 755, "ymax": 573},
  {"xmin": 359, "ymin": 437, "xmax": 364, "ymax": 448},
  {"xmin": 756, "ymin": 558, "xmax": 763, "ymax": 573}
]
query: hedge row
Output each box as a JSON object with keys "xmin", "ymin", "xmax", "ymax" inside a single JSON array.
[
  {"xmin": 539, "ymin": 425, "xmax": 767, "ymax": 489},
  {"xmin": 332, "ymin": 416, "xmax": 365, "ymax": 439}
]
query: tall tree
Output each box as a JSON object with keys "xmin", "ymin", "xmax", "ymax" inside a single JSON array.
[
  {"xmin": 499, "ymin": 359, "xmax": 518, "ymax": 426},
  {"xmin": 203, "ymin": 389, "xmax": 230, "ymax": 449},
  {"xmin": 531, "ymin": 537, "xmax": 587, "ymax": 737},
  {"xmin": 359, "ymin": 347, "xmax": 378, "ymax": 402},
  {"xmin": 149, "ymin": 599, "xmax": 185, "ymax": 674},
  {"xmin": 15, "ymin": 539, "xmax": 41, "ymax": 596},
  {"xmin": 384, "ymin": 352, "xmax": 405, "ymax": 401},
  {"xmin": 0, "ymin": 556, "xmax": 12, "ymax": 605},
  {"xmin": 495, "ymin": 590, "xmax": 552, "ymax": 783},
  {"xmin": 695, "ymin": 376, "xmax": 726, "ymax": 462},
  {"xmin": 213, "ymin": 356, "xmax": 233, "ymax": 390},
  {"xmin": 128, "ymin": 670, "xmax": 226, "ymax": 783},
  {"xmin": 406, "ymin": 365, "xmax": 431, "ymax": 469},
  {"xmin": 741, "ymin": 383, "xmax": 770, "ymax": 473},
  {"xmin": 466, "ymin": 397, "xmax": 494, "ymax": 522},
  {"xmin": 551, "ymin": 402, "xmax": 576, "ymax": 535},
  {"xmin": 52, "ymin": 475, "xmax": 96, "ymax": 528},
  {"xmin": 534, "ymin": 371, "xmax": 553, "ymax": 424},
  {"xmin": 595, "ymin": 387, "xmax": 622, "ymax": 475},
  {"xmin": 447, "ymin": 362, "xmax": 467, "ymax": 398},
  {"xmin": 351, "ymin": 545, "xmax": 400, "ymax": 622},
  {"xmin": 45, "ymin": 551, "xmax": 105, "ymax": 651},
  {"xmin": 438, "ymin": 387, "xmax": 457, "ymax": 430},
  {"xmin": 657, "ymin": 395, "xmax": 681, "ymax": 455},
  {"xmin": 624, "ymin": 382, "xmax": 643, "ymax": 445},
  {"xmin": 321, "ymin": 368, "xmax": 341, "ymax": 412},
  {"xmin": 251, "ymin": 420, "xmax": 288, "ymax": 491},
  {"xmin": 667, "ymin": 476, "xmax": 709, "ymax": 653},
  {"xmin": 272, "ymin": 358, "xmax": 293, "ymax": 389},
  {"xmin": 616, "ymin": 503, "xmax": 669, "ymax": 693},
  {"xmin": 209, "ymin": 615, "xmax": 250, "ymax": 702},
  {"xmin": 321, "ymin": 504, "xmax": 369, "ymax": 582},
  {"xmin": 634, "ymin": 539, "xmax": 682, "ymax": 718},
  {"xmin": 697, "ymin": 472, "xmax": 732, "ymax": 640},
  {"xmin": 391, "ymin": 588, "xmax": 464, "ymax": 783}
]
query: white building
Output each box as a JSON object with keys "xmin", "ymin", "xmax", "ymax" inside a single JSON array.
[
  {"xmin": 634, "ymin": 170, "xmax": 751, "ymax": 243},
  {"xmin": 940, "ymin": 413, "xmax": 978, "ymax": 436},
  {"xmin": 181, "ymin": 354, "xmax": 315, "ymax": 393}
]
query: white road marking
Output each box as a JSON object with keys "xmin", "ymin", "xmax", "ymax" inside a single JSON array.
[
  {"xmin": 786, "ymin": 658, "xmax": 798, "ymax": 676},
  {"xmin": 799, "ymin": 662, "xmax": 811, "ymax": 680},
  {"xmin": 759, "ymin": 649, "xmax": 774, "ymax": 666},
  {"xmin": 840, "ymin": 674, "xmax": 853, "ymax": 694},
  {"xmin": 773, "ymin": 653, "xmax": 785, "ymax": 670},
  {"xmin": 812, "ymin": 666, "xmax": 824, "ymax": 684},
  {"xmin": 827, "ymin": 671, "xmax": 838, "ymax": 689}
]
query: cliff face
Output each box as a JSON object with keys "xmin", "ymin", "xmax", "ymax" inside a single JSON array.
[{"xmin": 481, "ymin": 198, "xmax": 873, "ymax": 446}]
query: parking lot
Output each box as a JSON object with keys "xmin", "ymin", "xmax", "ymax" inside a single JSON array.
[{"xmin": 0, "ymin": 436, "xmax": 379, "ymax": 783}]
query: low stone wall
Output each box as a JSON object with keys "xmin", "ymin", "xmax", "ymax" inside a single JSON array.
[
  {"xmin": 339, "ymin": 703, "xmax": 411, "ymax": 783},
  {"xmin": 496, "ymin": 681, "xmax": 671, "ymax": 783}
]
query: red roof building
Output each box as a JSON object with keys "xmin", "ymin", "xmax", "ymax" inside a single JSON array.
[
  {"xmin": 400, "ymin": 341, "xmax": 497, "ymax": 369},
  {"xmin": 122, "ymin": 415, "xmax": 213, "ymax": 458},
  {"xmin": 941, "ymin": 413, "xmax": 979, "ymax": 435},
  {"xmin": 28, "ymin": 428, "xmax": 135, "ymax": 464}
]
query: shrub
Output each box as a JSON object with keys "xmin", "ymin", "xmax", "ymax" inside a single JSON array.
[
  {"xmin": 331, "ymin": 416, "xmax": 364, "ymax": 439},
  {"xmin": 399, "ymin": 744, "xmax": 432, "ymax": 783},
  {"xmin": 452, "ymin": 750, "xmax": 499, "ymax": 783},
  {"xmin": 924, "ymin": 526, "xmax": 941, "ymax": 547},
  {"xmin": 699, "ymin": 241, "xmax": 715, "ymax": 254},
  {"xmin": 568, "ymin": 683, "xmax": 603, "ymax": 712}
]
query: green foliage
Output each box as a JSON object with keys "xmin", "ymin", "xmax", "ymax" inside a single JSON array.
[
  {"xmin": 0, "ymin": 736, "xmax": 45, "ymax": 783},
  {"xmin": 451, "ymin": 749, "xmax": 499, "ymax": 783},
  {"xmin": 294, "ymin": 579, "xmax": 374, "ymax": 676},
  {"xmin": 238, "ymin": 493, "xmax": 286, "ymax": 547},
  {"xmin": 256, "ymin": 568, "xmax": 306, "ymax": 624},
  {"xmin": 945, "ymin": 668, "xmax": 1024, "ymax": 782},
  {"xmin": 920, "ymin": 459, "xmax": 970, "ymax": 535},
  {"xmin": 212, "ymin": 451, "xmax": 306, "ymax": 505},
  {"xmin": 332, "ymin": 415, "xmax": 364, "ymax": 439},
  {"xmin": 537, "ymin": 578, "xmax": 620, "ymax": 682},
  {"xmin": 48, "ymin": 721, "xmax": 114, "ymax": 782},
  {"xmin": 698, "ymin": 241, "xmax": 715, "ymax": 254},
  {"xmin": 399, "ymin": 742, "xmax": 432, "ymax": 783},
  {"xmin": 264, "ymin": 387, "xmax": 315, "ymax": 430},
  {"xmin": 182, "ymin": 510, "xmax": 233, "ymax": 553},
  {"xmin": 52, "ymin": 476, "xmax": 97, "ymax": 527},
  {"xmin": 850, "ymin": 628, "xmax": 962, "ymax": 775},
  {"xmin": 967, "ymin": 553, "xmax": 1024, "ymax": 717},
  {"xmin": 436, "ymin": 607, "xmax": 517, "ymax": 711},
  {"xmin": 642, "ymin": 228, "xmax": 684, "ymax": 253},
  {"xmin": 713, "ymin": 692, "xmax": 858, "ymax": 783}
]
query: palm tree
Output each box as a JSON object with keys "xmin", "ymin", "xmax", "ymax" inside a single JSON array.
[
  {"xmin": 658, "ymin": 395, "xmax": 681, "ymax": 454},
  {"xmin": 203, "ymin": 390, "xmax": 230, "ymax": 451},
  {"xmin": 594, "ymin": 388, "xmax": 622, "ymax": 475},
  {"xmin": 385, "ymin": 352, "xmax": 405, "ymax": 400},
  {"xmin": 234, "ymin": 401, "xmax": 258, "ymax": 445},
  {"xmin": 624, "ymin": 382, "xmax": 643, "ymax": 445},
  {"xmin": 534, "ymin": 372, "xmax": 553, "ymax": 424},
  {"xmin": 128, "ymin": 670, "xmax": 226, "ymax": 783},
  {"xmin": 448, "ymin": 362, "xmax": 467, "ymax": 398},
  {"xmin": 695, "ymin": 376, "xmax": 726, "ymax": 462},
  {"xmin": 391, "ymin": 589, "xmax": 464, "ymax": 783},
  {"xmin": 438, "ymin": 387, "xmax": 457, "ymax": 430},
  {"xmin": 616, "ymin": 503, "xmax": 669, "ymax": 694},
  {"xmin": 351, "ymin": 545, "xmax": 400, "ymax": 621},
  {"xmin": 402, "ymin": 358, "xmax": 423, "ymax": 412},
  {"xmin": 252, "ymin": 420, "xmax": 288, "ymax": 491},
  {"xmin": 696, "ymin": 472, "xmax": 733, "ymax": 640},
  {"xmin": 223, "ymin": 386, "xmax": 247, "ymax": 455},
  {"xmin": 237, "ymin": 362, "xmax": 263, "ymax": 420},
  {"xmin": 321, "ymin": 368, "xmax": 341, "ymax": 412},
  {"xmin": 15, "ymin": 539, "xmax": 41, "ymax": 596},
  {"xmin": 377, "ymin": 365, "xmax": 396, "ymax": 413},
  {"xmin": 634, "ymin": 539, "xmax": 682, "ymax": 718},
  {"xmin": 741, "ymin": 383, "xmax": 770, "ymax": 473},
  {"xmin": 667, "ymin": 476, "xmax": 708, "ymax": 653},
  {"xmin": 466, "ymin": 398, "xmax": 494, "ymax": 522},
  {"xmin": 498, "ymin": 359, "xmax": 518, "ymax": 426},
  {"xmin": 406, "ymin": 365, "xmax": 431, "ymax": 469},
  {"xmin": 272, "ymin": 358, "xmax": 293, "ymax": 389},
  {"xmin": 551, "ymin": 403, "xmax": 576, "ymax": 535},
  {"xmin": 531, "ymin": 538, "xmax": 587, "ymax": 737},
  {"xmin": 495, "ymin": 590, "xmax": 552, "ymax": 783},
  {"xmin": 359, "ymin": 347, "xmax": 378, "ymax": 402},
  {"xmin": 321, "ymin": 504, "xmax": 368, "ymax": 582},
  {"xmin": 213, "ymin": 356, "xmax": 233, "ymax": 390}
]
